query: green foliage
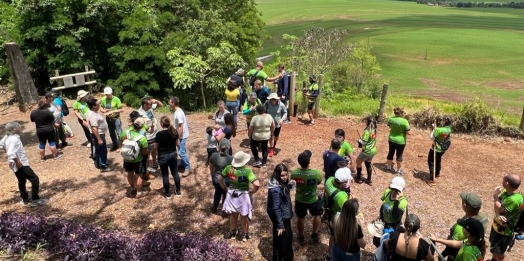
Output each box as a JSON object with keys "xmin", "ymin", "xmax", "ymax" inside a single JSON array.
[
  {"xmin": 0, "ymin": 2, "xmax": 18, "ymax": 83},
  {"xmin": 452, "ymin": 98, "xmax": 498, "ymax": 133}
]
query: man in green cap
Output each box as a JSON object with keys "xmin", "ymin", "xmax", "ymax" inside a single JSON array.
[{"xmin": 430, "ymin": 192, "xmax": 488, "ymax": 260}]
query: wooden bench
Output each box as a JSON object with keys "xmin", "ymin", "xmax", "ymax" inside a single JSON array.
[{"xmin": 50, "ymin": 66, "xmax": 97, "ymax": 96}]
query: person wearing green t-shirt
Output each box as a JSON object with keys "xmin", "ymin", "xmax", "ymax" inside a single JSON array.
[
  {"xmin": 489, "ymin": 174, "xmax": 523, "ymax": 261},
  {"xmin": 356, "ymin": 116, "xmax": 377, "ymax": 185},
  {"xmin": 385, "ymin": 107, "xmax": 411, "ymax": 175},
  {"xmin": 73, "ymin": 90, "xmax": 94, "ymax": 158},
  {"xmin": 291, "ymin": 150, "xmax": 322, "ymax": 245},
  {"xmin": 431, "ymin": 218, "xmax": 486, "ymax": 261},
  {"xmin": 334, "ymin": 129, "xmax": 356, "ymax": 173},
  {"xmin": 247, "ymin": 61, "xmax": 274, "ymax": 91},
  {"xmin": 120, "ymin": 118, "xmax": 149, "ymax": 198},
  {"xmin": 100, "ymin": 87, "xmax": 124, "ymax": 151},
  {"xmin": 303, "ymin": 75, "xmax": 319, "ymax": 125},
  {"xmin": 219, "ymin": 151, "xmax": 260, "ymax": 242},
  {"xmin": 427, "ymin": 115, "xmax": 452, "ymax": 186},
  {"xmin": 324, "ymin": 167, "xmax": 351, "ymax": 260}
]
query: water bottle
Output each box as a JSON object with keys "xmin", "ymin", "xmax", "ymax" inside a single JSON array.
[{"xmin": 516, "ymin": 234, "xmax": 524, "ymax": 240}]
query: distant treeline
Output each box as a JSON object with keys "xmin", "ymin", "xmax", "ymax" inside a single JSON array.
[{"xmin": 406, "ymin": 0, "xmax": 524, "ymax": 8}]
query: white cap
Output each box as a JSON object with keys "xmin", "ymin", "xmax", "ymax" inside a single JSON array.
[
  {"xmin": 104, "ymin": 87, "xmax": 113, "ymax": 95},
  {"xmin": 334, "ymin": 167, "xmax": 351, "ymax": 183},
  {"xmin": 390, "ymin": 176, "xmax": 406, "ymax": 192}
]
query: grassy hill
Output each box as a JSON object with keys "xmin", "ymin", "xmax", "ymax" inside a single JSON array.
[{"xmin": 258, "ymin": 0, "xmax": 524, "ymax": 116}]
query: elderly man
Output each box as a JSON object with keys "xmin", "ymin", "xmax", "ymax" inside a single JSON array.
[
  {"xmin": 100, "ymin": 87, "xmax": 124, "ymax": 151},
  {"xmin": 265, "ymin": 93, "xmax": 288, "ymax": 157},
  {"xmin": 86, "ymin": 97, "xmax": 113, "ymax": 172},
  {"xmin": 0, "ymin": 122, "xmax": 48, "ymax": 207}
]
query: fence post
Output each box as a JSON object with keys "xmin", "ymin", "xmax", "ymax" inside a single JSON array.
[
  {"xmin": 85, "ymin": 66, "xmax": 92, "ymax": 94},
  {"xmin": 289, "ymin": 71, "xmax": 296, "ymax": 118},
  {"xmin": 377, "ymin": 83, "xmax": 389, "ymax": 122},
  {"xmin": 520, "ymin": 105, "xmax": 524, "ymax": 131},
  {"xmin": 54, "ymin": 70, "xmax": 62, "ymax": 96},
  {"xmin": 314, "ymin": 74, "xmax": 323, "ymax": 118}
]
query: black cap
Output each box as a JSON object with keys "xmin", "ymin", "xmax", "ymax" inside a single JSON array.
[
  {"xmin": 44, "ymin": 91, "xmax": 55, "ymax": 98},
  {"xmin": 297, "ymin": 150, "xmax": 312, "ymax": 167},
  {"xmin": 458, "ymin": 218, "xmax": 484, "ymax": 238}
]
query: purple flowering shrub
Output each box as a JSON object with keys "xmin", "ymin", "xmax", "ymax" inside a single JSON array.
[{"xmin": 0, "ymin": 212, "xmax": 242, "ymax": 261}]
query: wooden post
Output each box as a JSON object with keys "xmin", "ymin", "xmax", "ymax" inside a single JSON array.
[
  {"xmin": 314, "ymin": 74, "xmax": 323, "ymax": 118},
  {"xmin": 377, "ymin": 83, "xmax": 389, "ymax": 122},
  {"xmin": 289, "ymin": 71, "xmax": 296, "ymax": 118},
  {"xmin": 54, "ymin": 70, "xmax": 62, "ymax": 96},
  {"xmin": 519, "ymin": 105, "xmax": 524, "ymax": 131},
  {"xmin": 5, "ymin": 42, "xmax": 40, "ymax": 112},
  {"xmin": 85, "ymin": 66, "xmax": 92, "ymax": 94}
]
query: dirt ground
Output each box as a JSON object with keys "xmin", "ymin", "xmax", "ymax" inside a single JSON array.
[{"xmin": 0, "ymin": 102, "xmax": 523, "ymax": 261}]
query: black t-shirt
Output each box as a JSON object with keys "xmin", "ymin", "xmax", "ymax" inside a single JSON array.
[
  {"xmin": 154, "ymin": 130, "xmax": 178, "ymax": 154},
  {"xmin": 388, "ymin": 231, "xmax": 430, "ymax": 261},
  {"xmin": 337, "ymin": 224, "xmax": 365, "ymax": 253},
  {"xmin": 30, "ymin": 108, "xmax": 55, "ymax": 133}
]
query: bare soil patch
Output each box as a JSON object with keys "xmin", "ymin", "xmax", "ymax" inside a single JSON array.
[
  {"xmin": 416, "ymin": 78, "xmax": 468, "ymax": 103},
  {"xmin": 0, "ymin": 104, "xmax": 523, "ymax": 260}
]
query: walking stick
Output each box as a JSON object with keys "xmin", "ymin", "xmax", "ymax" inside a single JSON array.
[
  {"xmin": 426, "ymin": 237, "xmax": 446, "ymax": 261},
  {"xmin": 433, "ymin": 119, "xmax": 437, "ymax": 182}
]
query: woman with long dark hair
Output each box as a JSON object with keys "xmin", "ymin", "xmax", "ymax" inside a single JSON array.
[
  {"xmin": 355, "ymin": 116, "xmax": 377, "ymax": 185},
  {"xmin": 216, "ymin": 113, "xmax": 236, "ymax": 155},
  {"xmin": 154, "ymin": 116, "xmax": 180, "ymax": 198},
  {"xmin": 332, "ymin": 199, "xmax": 367, "ymax": 261},
  {"xmin": 30, "ymin": 98, "xmax": 62, "ymax": 161},
  {"xmin": 430, "ymin": 218, "xmax": 486, "ymax": 261},
  {"xmin": 384, "ymin": 214, "xmax": 434, "ymax": 261},
  {"xmin": 267, "ymin": 163, "xmax": 294, "ymax": 261}
]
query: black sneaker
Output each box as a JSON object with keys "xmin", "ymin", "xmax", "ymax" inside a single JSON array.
[
  {"xmin": 298, "ymin": 235, "xmax": 306, "ymax": 245},
  {"xmin": 242, "ymin": 233, "xmax": 252, "ymax": 242},
  {"xmin": 225, "ymin": 230, "xmax": 237, "ymax": 240},
  {"xmin": 163, "ymin": 193, "xmax": 172, "ymax": 200},
  {"xmin": 174, "ymin": 191, "xmax": 181, "ymax": 197},
  {"xmin": 311, "ymin": 233, "xmax": 320, "ymax": 243}
]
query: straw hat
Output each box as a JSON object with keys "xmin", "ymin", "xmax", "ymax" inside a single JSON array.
[
  {"xmin": 267, "ymin": 93, "xmax": 279, "ymax": 100},
  {"xmin": 77, "ymin": 90, "xmax": 89, "ymax": 100},
  {"xmin": 367, "ymin": 220, "xmax": 385, "ymax": 237},
  {"xmin": 232, "ymin": 151, "xmax": 251, "ymax": 168}
]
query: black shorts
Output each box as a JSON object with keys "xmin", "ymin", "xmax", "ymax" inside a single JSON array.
[
  {"xmin": 36, "ymin": 130, "xmax": 56, "ymax": 145},
  {"xmin": 273, "ymin": 127, "xmax": 282, "ymax": 137},
  {"xmin": 295, "ymin": 198, "xmax": 322, "ymax": 218},
  {"xmin": 307, "ymin": 101, "xmax": 315, "ymax": 110},
  {"xmin": 123, "ymin": 161, "xmax": 144, "ymax": 174},
  {"xmin": 489, "ymin": 227, "xmax": 513, "ymax": 255}
]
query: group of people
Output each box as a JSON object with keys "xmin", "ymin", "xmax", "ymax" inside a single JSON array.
[{"xmin": 1, "ymin": 61, "xmax": 523, "ymax": 261}]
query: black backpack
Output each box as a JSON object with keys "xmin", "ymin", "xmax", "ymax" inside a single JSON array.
[
  {"xmin": 435, "ymin": 133, "xmax": 451, "ymax": 151},
  {"xmin": 248, "ymin": 70, "xmax": 260, "ymax": 87},
  {"xmin": 60, "ymin": 97, "xmax": 70, "ymax": 116}
]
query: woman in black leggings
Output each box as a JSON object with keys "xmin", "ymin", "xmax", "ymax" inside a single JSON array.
[{"xmin": 30, "ymin": 98, "xmax": 62, "ymax": 161}]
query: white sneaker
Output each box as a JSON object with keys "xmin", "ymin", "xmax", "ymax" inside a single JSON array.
[{"xmin": 147, "ymin": 167, "xmax": 157, "ymax": 173}]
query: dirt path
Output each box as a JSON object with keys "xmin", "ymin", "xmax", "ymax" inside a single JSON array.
[{"xmin": 0, "ymin": 105, "xmax": 523, "ymax": 261}]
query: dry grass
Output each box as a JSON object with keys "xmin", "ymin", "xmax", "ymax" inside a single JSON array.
[{"xmin": 0, "ymin": 104, "xmax": 523, "ymax": 261}]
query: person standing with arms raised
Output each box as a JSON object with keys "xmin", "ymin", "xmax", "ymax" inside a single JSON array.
[{"xmin": 170, "ymin": 97, "xmax": 191, "ymax": 177}]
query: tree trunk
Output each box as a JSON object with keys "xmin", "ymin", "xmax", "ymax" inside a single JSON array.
[
  {"xmin": 289, "ymin": 71, "xmax": 296, "ymax": 117},
  {"xmin": 520, "ymin": 105, "xmax": 524, "ymax": 131},
  {"xmin": 200, "ymin": 80, "xmax": 207, "ymax": 109},
  {"xmin": 5, "ymin": 42, "xmax": 40, "ymax": 112},
  {"xmin": 314, "ymin": 74, "xmax": 323, "ymax": 118}
]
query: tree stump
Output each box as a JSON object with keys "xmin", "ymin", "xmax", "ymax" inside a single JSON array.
[{"xmin": 5, "ymin": 42, "xmax": 39, "ymax": 112}]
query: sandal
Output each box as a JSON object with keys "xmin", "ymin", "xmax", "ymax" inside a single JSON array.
[{"xmin": 136, "ymin": 191, "xmax": 149, "ymax": 199}]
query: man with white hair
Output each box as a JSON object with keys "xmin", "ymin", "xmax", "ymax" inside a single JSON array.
[{"xmin": 0, "ymin": 122, "xmax": 47, "ymax": 207}]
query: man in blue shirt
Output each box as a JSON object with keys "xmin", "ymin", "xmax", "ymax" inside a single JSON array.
[
  {"xmin": 274, "ymin": 64, "xmax": 291, "ymax": 124},
  {"xmin": 323, "ymin": 137, "xmax": 345, "ymax": 183}
]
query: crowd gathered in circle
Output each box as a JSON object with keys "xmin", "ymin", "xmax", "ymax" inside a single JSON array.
[{"xmin": 1, "ymin": 61, "xmax": 523, "ymax": 261}]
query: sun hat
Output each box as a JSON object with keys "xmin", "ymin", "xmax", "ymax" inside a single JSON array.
[
  {"xmin": 309, "ymin": 74, "xmax": 317, "ymax": 82},
  {"xmin": 104, "ymin": 87, "xmax": 113, "ymax": 95},
  {"xmin": 367, "ymin": 220, "xmax": 385, "ymax": 237},
  {"xmin": 335, "ymin": 167, "xmax": 351, "ymax": 183},
  {"xmin": 232, "ymin": 151, "xmax": 251, "ymax": 168},
  {"xmin": 458, "ymin": 218, "xmax": 485, "ymax": 238},
  {"xmin": 77, "ymin": 90, "xmax": 89, "ymax": 100},
  {"xmin": 390, "ymin": 176, "xmax": 406, "ymax": 192},
  {"xmin": 219, "ymin": 139, "xmax": 231, "ymax": 151},
  {"xmin": 268, "ymin": 93, "xmax": 279, "ymax": 100},
  {"xmin": 460, "ymin": 192, "xmax": 482, "ymax": 209},
  {"xmin": 133, "ymin": 118, "xmax": 145, "ymax": 128},
  {"xmin": 297, "ymin": 150, "xmax": 312, "ymax": 167}
]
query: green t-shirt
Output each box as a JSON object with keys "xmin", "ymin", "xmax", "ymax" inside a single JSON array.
[
  {"xmin": 388, "ymin": 116, "xmax": 410, "ymax": 145},
  {"xmin": 380, "ymin": 188, "xmax": 408, "ymax": 225},
  {"xmin": 325, "ymin": 177, "xmax": 349, "ymax": 218},
  {"xmin": 450, "ymin": 214, "xmax": 489, "ymax": 241},
  {"xmin": 221, "ymin": 165, "xmax": 257, "ymax": 191},
  {"xmin": 242, "ymin": 99, "xmax": 261, "ymax": 122},
  {"xmin": 291, "ymin": 168, "xmax": 322, "ymax": 204},
  {"xmin": 433, "ymin": 126, "xmax": 451, "ymax": 153},
  {"xmin": 362, "ymin": 129, "xmax": 377, "ymax": 156},
  {"xmin": 247, "ymin": 69, "xmax": 268, "ymax": 86},
  {"xmin": 100, "ymin": 96, "xmax": 123, "ymax": 118},
  {"xmin": 73, "ymin": 100, "xmax": 90, "ymax": 119},
  {"xmin": 455, "ymin": 240, "xmax": 483, "ymax": 261},
  {"xmin": 338, "ymin": 140, "xmax": 354, "ymax": 157},
  {"xmin": 119, "ymin": 129, "xmax": 148, "ymax": 163},
  {"xmin": 492, "ymin": 190, "xmax": 524, "ymax": 236}
]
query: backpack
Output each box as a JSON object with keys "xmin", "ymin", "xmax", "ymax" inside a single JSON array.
[
  {"xmin": 120, "ymin": 130, "xmax": 144, "ymax": 161},
  {"xmin": 59, "ymin": 97, "xmax": 69, "ymax": 116},
  {"xmin": 321, "ymin": 188, "xmax": 341, "ymax": 224},
  {"xmin": 435, "ymin": 133, "xmax": 451, "ymax": 151},
  {"xmin": 248, "ymin": 70, "xmax": 260, "ymax": 87}
]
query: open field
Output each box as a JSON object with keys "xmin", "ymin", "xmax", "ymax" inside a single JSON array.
[{"xmin": 258, "ymin": 0, "xmax": 524, "ymax": 114}]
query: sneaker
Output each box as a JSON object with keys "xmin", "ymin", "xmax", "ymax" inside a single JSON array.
[
  {"xmin": 311, "ymin": 233, "xmax": 320, "ymax": 243},
  {"xmin": 395, "ymin": 169, "xmax": 404, "ymax": 175},
  {"xmin": 174, "ymin": 191, "xmax": 182, "ymax": 197},
  {"xmin": 225, "ymin": 230, "xmax": 237, "ymax": 240},
  {"xmin": 211, "ymin": 206, "xmax": 218, "ymax": 213},
  {"xmin": 100, "ymin": 167, "xmax": 113, "ymax": 173},
  {"xmin": 261, "ymin": 164, "xmax": 267, "ymax": 168},
  {"xmin": 33, "ymin": 198, "xmax": 48, "ymax": 206},
  {"xmin": 384, "ymin": 165, "xmax": 393, "ymax": 171},
  {"xmin": 268, "ymin": 148, "xmax": 274, "ymax": 157},
  {"xmin": 252, "ymin": 161, "xmax": 262, "ymax": 167},
  {"xmin": 163, "ymin": 193, "xmax": 172, "ymax": 200},
  {"xmin": 54, "ymin": 154, "xmax": 63, "ymax": 160},
  {"xmin": 20, "ymin": 199, "xmax": 30, "ymax": 207},
  {"xmin": 242, "ymin": 233, "xmax": 252, "ymax": 242},
  {"xmin": 147, "ymin": 167, "xmax": 157, "ymax": 173},
  {"xmin": 365, "ymin": 179, "xmax": 372, "ymax": 186},
  {"xmin": 86, "ymin": 142, "xmax": 91, "ymax": 148},
  {"xmin": 308, "ymin": 120, "xmax": 315, "ymax": 126},
  {"xmin": 151, "ymin": 164, "xmax": 159, "ymax": 170},
  {"xmin": 283, "ymin": 119, "xmax": 291, "ymax": 124},
  {"xmin": 136, "ymin": 191, "xmax": 149, "ymax": 199},
  {"xmin": 298, "ymin": 235, "xmax": 306, "ymax": 246}
]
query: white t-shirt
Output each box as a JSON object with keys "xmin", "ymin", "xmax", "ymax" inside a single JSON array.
[
  {"xmin": 138, "ymin": 106, "xmax": 158, "ymax": 141},
  {"xmin": 174, "ymin": 108, "xmax": 189, "ymax": 139}
]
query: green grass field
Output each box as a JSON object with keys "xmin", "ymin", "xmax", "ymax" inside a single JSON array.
[{"xmin": 258, "ymin": 0, "xmax": 524, "ymax": 117}]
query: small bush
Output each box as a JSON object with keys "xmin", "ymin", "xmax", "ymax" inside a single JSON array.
[
  {"xmin": 0, "ymin": 212, "xmax": 242, "ymax": 261},
  {"xmin": 452, "ymin": 98, "xmax": 497, "ymax": 134}
]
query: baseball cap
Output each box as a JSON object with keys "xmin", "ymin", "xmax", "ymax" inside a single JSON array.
[
  {"xmin": 44, "ymin": 91, "xmax": 54, "ymax": 98},
  {"xmin": 390, "ymin": 176, "xmax": 406, "ymax": 192},
  {"xmin": 460, "ymin": 192, "xmax": 482, "ymax": 209},
  {"xmin": 104, "ymin": 87, "xmax": 113, "ymax": 95},
  {"xmin": 334, "ymin": 167, "xmax": 351, "ymax": 183},
  {"xmin": 297, "ymin": 150, "xmax": 312, "ymax": 167},
  {"xmin": 133, "ymin": 118, "xmax": 145, "ymax": 128},
  {"xmin": 458, "ymin": 218, "xmax": 485, "ymax": 238}
]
